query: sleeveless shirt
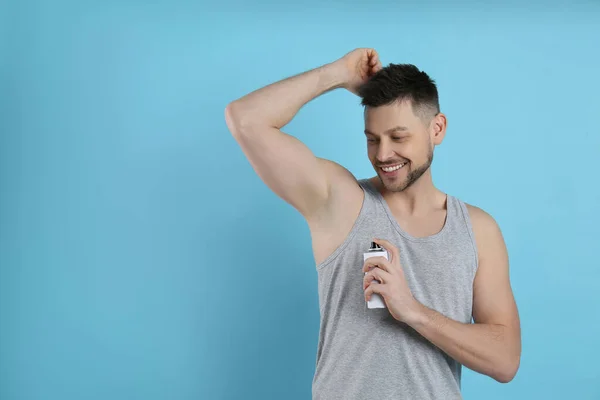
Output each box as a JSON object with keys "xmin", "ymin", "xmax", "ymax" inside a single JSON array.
[{"xmin": 312, "ymin": 178, "xmax": 479, "ymax": 400}]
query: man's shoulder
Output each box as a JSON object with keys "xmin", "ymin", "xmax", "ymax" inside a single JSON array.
[
  {"xmin": 464, "ymin": 203, "xmax": 496, "ymax": 226},
  {"xmin": 316, "ymin": 158, "xmax": 375, "ymax": 199},
  {"xmin": 462, "ymin": 202, "xmax": 505, "ymax": 255}
]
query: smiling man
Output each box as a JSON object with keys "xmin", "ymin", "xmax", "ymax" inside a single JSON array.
[{"xmin": 225, "ymin": 48, "xmax": 521, "ymax": 399}]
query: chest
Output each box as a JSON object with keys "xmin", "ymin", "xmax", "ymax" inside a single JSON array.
[
  {"xmin": 388, "ymin": 207, "xmax": 448, "ymax": 238},
  {"xmin": 397, "ymin": 238, "xmax": 477, "ymax": 322}
]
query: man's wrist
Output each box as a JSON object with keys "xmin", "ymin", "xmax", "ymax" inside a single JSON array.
[
  {"xmin": 319, "ymin": 62, "xmax": 348, "ymax": 92},
  {"xmin": 403, "ymin": 299, "xmax": 428, "ymax": 328}
]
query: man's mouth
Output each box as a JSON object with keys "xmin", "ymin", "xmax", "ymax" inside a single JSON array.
[{"xmin": 380, "ymin": 162, "xmax": 407, "ymax": 173}]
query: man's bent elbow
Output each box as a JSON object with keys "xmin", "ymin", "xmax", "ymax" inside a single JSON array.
[
  {"xmin": 494, "ymin": 355, "xmax": 520, "ymax": 383},
  {"xmin": 225, "ymin": 102, "xmax": 247, "ymax": 137}
]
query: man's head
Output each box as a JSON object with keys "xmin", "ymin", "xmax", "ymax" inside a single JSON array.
[{"xmin": 358, "ymin": 64, "xmax": 447, "ymax": 192}]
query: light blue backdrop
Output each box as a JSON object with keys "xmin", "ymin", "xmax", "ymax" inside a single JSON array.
[{"xmin": 1, "ymin": 0, "xmax": 599, "ymax": 399}]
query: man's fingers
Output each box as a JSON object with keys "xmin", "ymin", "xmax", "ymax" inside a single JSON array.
[
  {"xmin": 365, "ymin": 281, "xmax": 386, "ymax": 302},
  {"xmin": 363, "ymin": 256, "xmax": 392, "ymax": 273},
  {"xmin": 363, "ymin": 267, "xmax": 392, "ymax": 289}
]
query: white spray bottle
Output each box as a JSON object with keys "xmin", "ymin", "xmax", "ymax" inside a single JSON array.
[{"xmin": 363, "ymin": 241, "xmax": 388, "ymax": 309}]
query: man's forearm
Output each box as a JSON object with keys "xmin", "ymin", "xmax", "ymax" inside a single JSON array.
[
  {"xmin": 227, "ymin": 62, "xmax": 345, "ymax": 130},
  {"xmin": 406, "ymin": 302, "xmax": 520, "ymax": 383}
]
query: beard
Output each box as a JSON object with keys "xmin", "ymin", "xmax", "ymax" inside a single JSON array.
[{"xmin": 378, "ymin": 147, "xmax": 434, "ymax": 192}]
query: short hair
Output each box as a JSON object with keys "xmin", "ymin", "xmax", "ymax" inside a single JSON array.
[{"xmin": 358, "ymin": 63, "xmax": 440, "ymax": 123}]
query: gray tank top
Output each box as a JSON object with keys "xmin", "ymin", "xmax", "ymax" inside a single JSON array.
[{"xmin": 312, "ymin": 178, "xmax": 479, "ymax": 400}]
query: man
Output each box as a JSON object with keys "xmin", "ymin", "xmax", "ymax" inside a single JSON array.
[{"xmin": 224, "ymin": 48, "xmax": 521, "ymax": 399}]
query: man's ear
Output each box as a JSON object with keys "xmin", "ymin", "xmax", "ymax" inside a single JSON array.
[{"xmin": 431, "ymin": 112, "xmax": 447, "ymax": 145}]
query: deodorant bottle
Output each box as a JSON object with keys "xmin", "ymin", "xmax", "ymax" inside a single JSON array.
[{"xmin": 363, "ymin": 242, "xmax": 388, "ymax": 309}]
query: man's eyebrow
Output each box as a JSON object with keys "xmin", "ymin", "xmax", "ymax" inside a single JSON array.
[{"xmin": 364, "ymin": 126, "xmax": 410, "ymax": 135}]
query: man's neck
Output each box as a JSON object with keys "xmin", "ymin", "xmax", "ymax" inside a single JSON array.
[{"xmin": 371, "ymin": 172, "xmax": 446, "ymax": 216}]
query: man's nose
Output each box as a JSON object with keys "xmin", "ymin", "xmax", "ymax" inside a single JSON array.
[{"xmin": 376, "ymin": 141, "xmax": 394, "ymax": 162}]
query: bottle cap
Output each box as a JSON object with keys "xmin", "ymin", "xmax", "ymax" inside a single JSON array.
[{"xmin": 369, "ymin": 241, "xmax": 382, "ymax": 250}]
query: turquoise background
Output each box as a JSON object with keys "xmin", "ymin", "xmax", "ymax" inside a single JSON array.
[{"xmin": 1, "ymin": 0, "xmax": 599, "ymax": 399}]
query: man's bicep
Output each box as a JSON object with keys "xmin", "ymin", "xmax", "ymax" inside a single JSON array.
[
  {"xmin": 468, "ymin": 205, "xmax": 520, "ymax": 328},
  {"xmin": 225, "ymin": 104, "xmax": 330, "ymax": 218}
]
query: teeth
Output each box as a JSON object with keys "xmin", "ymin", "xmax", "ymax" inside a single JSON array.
[{"xmin": 382, "ymin": 163, "xmax": 405, "ymax": 172}]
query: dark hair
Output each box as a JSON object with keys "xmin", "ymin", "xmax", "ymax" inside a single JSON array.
[{"xmin": 358, "ymin": 63, "xmax": 440, "ymax": 122}]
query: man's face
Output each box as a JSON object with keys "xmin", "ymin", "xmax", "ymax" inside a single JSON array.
[{"xmin": 364, "ymin": 100, "xmax": 442, "ymax": 192}]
